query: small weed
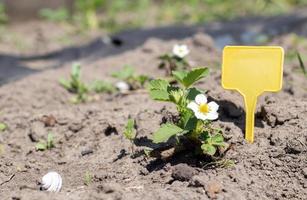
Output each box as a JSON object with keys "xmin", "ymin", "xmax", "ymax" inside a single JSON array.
[
  {"xmin": 159, "ymin": 44, "xmax": 190, "ymax": 76},
  {"xmin": 60, "ymin": 63, "xmax": 89, "ymax": 103},
  {"xmin": 60, "ymin": 63, "xmax": 119, "ymax": 103},
  {"xmin": 0, "ymin": 122, "xmax": 7, "ymax": 132},
  {"xmin": 201, "ymin": 159, "xmax": 235, "ymax": 169},
  {"xmin": 123, "ymin": 118, "xmax": 137, "ymax": 153},
  {"xmin": 297, "ymin": 51, "xmax": 307, "ymax": 76},
  {"xmin": 91, "ymin": 80, "xmax": 116, "ymax": 93},
  {"xmin": 84, "ymin": 171, "xmax": 92, "ymax": 186},
  {"xmin": 36, "ymin": 133, "xmax": 55, "ymax": 151},
  {"xmin": 112, "ymin": 66, "xmax": 149, "ymax": 91}
]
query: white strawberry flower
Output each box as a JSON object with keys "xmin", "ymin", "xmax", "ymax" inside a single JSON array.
[
  {"xmin": 172, "ymin": 44, "xmax": 190, "ymax": 58},
  {"xmin": 187, "ymin": 94, "xmax": 219, "ymax": 120}
]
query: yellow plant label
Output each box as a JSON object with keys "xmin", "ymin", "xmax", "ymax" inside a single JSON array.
[{"xmin": 222, "ymin": 46, "xmax": 284, "ymax": 143}]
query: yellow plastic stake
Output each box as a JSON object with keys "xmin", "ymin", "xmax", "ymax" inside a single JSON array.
[{"xmin": 222, "ymin": 46, "xmax": 284, "ymax": 143}]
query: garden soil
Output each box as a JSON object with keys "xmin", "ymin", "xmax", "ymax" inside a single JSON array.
[{"xmin": 0, "ymin": 33, "xmax": 306, "ymax": 200}]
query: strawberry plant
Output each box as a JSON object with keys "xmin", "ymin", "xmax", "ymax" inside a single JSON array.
[
  {"xmin": 159, "ymin": 44, "xmax": 191, "ymax": 76},
  {"xmin": 148, "ymin": 67, "xmax": 228, "ymax": 156}
]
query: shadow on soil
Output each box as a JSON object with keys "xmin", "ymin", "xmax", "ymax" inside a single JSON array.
[{"xmin": 210, "ymin": 97, "xmax": 265, "ymax": 135}]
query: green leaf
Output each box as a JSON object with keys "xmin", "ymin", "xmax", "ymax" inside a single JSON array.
[
  {"xmin": 60, "ymin": 63, "xmax": 89, "ymax": 103},
  {"xmin": 158, "ymin": 54, "xmax": 172, "ymax": 60},
  {"xmin": 0, "ymin": 123, "xmax": 7, "ymax": 132},
  {"xmin": 211, "ymin": 133, "xmax": 224, "ymax": 145},
  {"xmin": 143, "ymin": 147, "xmax": 153, "ymax": 157},
  {"xmin": 152, "ymin": 123, "xmax": 185, "ymax": 143},
  {"xmin": 47, "ymin": 133, "xmax": 54, "ymax": 149},
  {"xmin": 172, "ymin": 70, "xmax": 187, "ymax": 83},
  {"xmin": 112, "ymin": 65, "xmax": 135, "ymax": 80},
  {"xmin": 148, "ymin": 79, "xmax": 171, "ymax": 101},
  {"xmin": 183, "ymin": 117, "xmax": 197, "ymax": 131},
  {"xmin": 201, "ymin": 143, "xmax": 216, "ymax": 156},
  {"xmin": 181, "ymin": 111, "xmax": 197, "ymax": 131},
  {"xmin": 297, "ymin": 51, "xmax": 306, "ymax": 75},
  {"xmin": 149, "ymin": 90, "xmax": 170, "ymax": 101},
  {"xmin": 72, "ymin": 63, "xmax": 81, "ymax": 79},
  {"xmin": 148, "ymin": 79, "xmax": 169, "ymax": 91},
  {"xmin": 186, "ymin": 87, "xmax": 203, "ymax": 101},
  {"xmin": 199, "ymin": 132, "xmax": 210, "ymax": 141},
  {"xmin": 36, "ymin": 142, "xmax": 47, "ymax": 151},
  {"xmin": 84, "ymin": 171, "xmax": 92, "ymax": 186},
  {"xmin": 59, "ymin": 78, "xmax": 71, "ymax": 90},
  {"xmin": 173, "ymin": 67, "xmax": 209, "ymax": 88},
  {"xmin": 91, "ymin": 80, "xmax": 115, "ymax": 93},
  {"xmin": 136, "ymin": 75, "xmax": 149, "ymax": 86},
  {"xmin": 124, "ymin": 118, "xmax": 136, "ymax": 141}
]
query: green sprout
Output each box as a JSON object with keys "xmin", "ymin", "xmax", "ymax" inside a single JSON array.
[
  {"xmin": 123, "ymin": 118, "xmax": 137, "ymax": 153},
  {"xmin": 60, "ymin": 63, "xmax": 118, "ymax": 103},
  {"xmin": 36, "ymin": 133, "xmax": 55, "ymax": 151},
  {"xmin": 159, "ymin": 44, "xmax": 190, "ymax": 76},
  {"xmin": 90, "ymin": 80, "xmax": 116, "ymax": 93},
  {"xmin": 59, "ymin": 63, "xmax": 89, "ymax": 103},
  {"xmin": 0, "ymin": 122, "xmax": 7, "ymax": 132},
  {"xmin": 148, "ymin": 67, "xmax": 228, "ymax": 157},
  {"xmin": 84, "ymin": 171, "xmax": 92, "ymax": 186},
  {"xmin": 112, "ymin": 65, "xmax": 149, "ymax": 91},
  {"xmin": 297, "ymin": 51, "xmax": 307, "ymax": 76}
]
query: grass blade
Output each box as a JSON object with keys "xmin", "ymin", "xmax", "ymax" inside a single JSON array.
[{"xmin": 297, "ymin": 51, "xmax": 306, "ymax": 75}]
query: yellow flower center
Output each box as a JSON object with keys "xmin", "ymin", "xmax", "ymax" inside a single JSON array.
[{"xmin": 199, "ymin": 103, "xmax": 210, "ymax": 114}]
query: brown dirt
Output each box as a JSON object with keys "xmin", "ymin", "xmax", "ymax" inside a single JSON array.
[{"xmin": 0, "ymin": 33, "xmax": 306, "ymax": 200}]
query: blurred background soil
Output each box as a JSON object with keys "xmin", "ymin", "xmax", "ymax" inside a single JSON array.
[{"xmin": 0, "ymin": 1, "xmax": 307, "ymax": 84}]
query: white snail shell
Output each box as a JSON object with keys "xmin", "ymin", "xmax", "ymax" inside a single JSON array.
[
  {"xmin": 115, "ymin": 81, "xmax": 130, "ymax": 93},
  {"xmin": 41, "ymin": 171, "xmax": 62, "ymax": 192}
]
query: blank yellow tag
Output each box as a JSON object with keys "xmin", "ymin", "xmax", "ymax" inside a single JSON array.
[{"xmin": 222, "ymin": 46, "xmax": 284, "ymax": 143}]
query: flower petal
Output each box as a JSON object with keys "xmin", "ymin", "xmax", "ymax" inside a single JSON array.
[
  {"xmin": 208, "ymin": 101, "xmax": 219, "ymax": 112},
  {"xmin": 187, "ymin": 102, "xmax": 199, "ymax": 113},
  {"xmin": 172, "ymin": 44, "xmax": 180, "ymax": 55},
  {"xmin": 206, "ymin": 111, "xmax": 219, "ymax": 120},
  {"xmin": 195, "ymin": 94, "xmax": 207, "ymax": 105},
  {"xmin": 172, "ymin": 44, "xmax": 189, "ymax": 58},
  {"xmin": 195, "ymin": 111, "xmax": 208, "ymax": 121}
]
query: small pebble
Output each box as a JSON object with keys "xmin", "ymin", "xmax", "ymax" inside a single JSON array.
[
  {"xmin": 302, "ymin": 168, "xmax": 307, "ymax": 178},
  {"xmin": 81, "ymin": 149, "xmax": 94, "ymax": 156},
  {"xmin": 171, "ymin": 164, "xmax": 196, "ymax": 182},
  {"xmin": 41, "ymin": 171, "xmax": 62, "ymax": 192},
  {"xmin": 115, "ymin": 81, "xmax": 130, "ymax": 93}
]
